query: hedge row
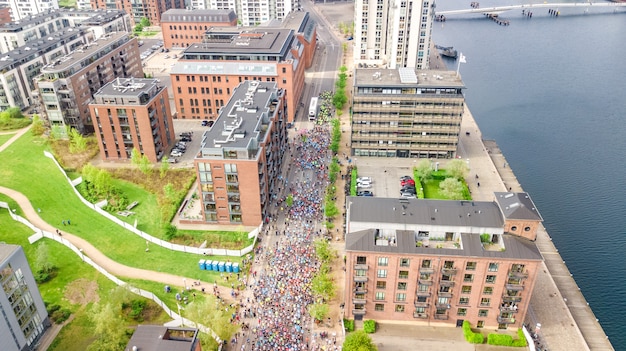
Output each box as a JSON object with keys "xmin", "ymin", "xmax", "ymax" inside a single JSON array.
[
  {"xmin": 462, "ymin": 321, "xmax": 484, "ymax": 344},
  {"xmin": 487, "ymin": 329, "xmax": 528, "ymax": 347},
  {"xmin": 363, "ymin": 319, "xmax": 376, "ymax": 333}
]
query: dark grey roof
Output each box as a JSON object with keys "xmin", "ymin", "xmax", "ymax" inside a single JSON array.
[
  {"xmin": 348, "ymin": 197, "xmax": 504, "ymax": 228},
  {"xmin": 76, "ymin": 9, "xmax": 128, "ymax": 25},
  {"xmin": 41, "ymin": 32, "xmax": 130, "ymax": 72},
  {"xmin": 0, "ymin": 9, "xmax": 61, "ymax": 32},
  {"xmin": 354, "ymin": 68, "xmax": 465, "ymax": 89},
  {"xmin": 184, "ymin": 28, "xmax": 293, "ymax": 55},
  {"xmin": 94, "ymin": 78, "xmax": 162, "ymax": 100},
  {"xmin": 346, "ymin": 229, "xmax": 542, "ymax": 261},
  {"xmin": 494, "ymin": 192, "xmax": 543, "ymax": 221},
  {"xmin": 125, "ymin": 326, "xmax": 199, "ymax": 351},
  {"xmin": 161, "ymin": 9, "xmax": 237, "ymax": 23}
]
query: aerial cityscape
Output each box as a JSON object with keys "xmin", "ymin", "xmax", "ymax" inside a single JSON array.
[{"xmin": 0, "ymin": 0, "xmax": 623, "ymax": 351}]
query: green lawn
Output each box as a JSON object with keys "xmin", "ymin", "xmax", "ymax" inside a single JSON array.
[
  {"xmin": 110, "ymin": 178, "xmax": 164, "ymax": 238},
  {"xmin": 0, "ymin": 193, "xmax": 25, "ymax": 217},
  {"xmin": 0, "ymin": 132, "xmax": 242, "ymax": 286},
  {"xmin": 58, "ymin": 0, "xmax": 76, "ymax": 8},
  {"xmin": 0, "ymin": 132, "xmax": 15, "ymax": 146},
  {"xmin": 0, "ymin": 118, "xmax": 30, "ymax": 131}
]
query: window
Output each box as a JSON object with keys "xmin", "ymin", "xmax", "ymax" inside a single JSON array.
[
  {"xmin": 395, "ymin": 305, "xmax": 405, "ymax": 312},
  {"xmin": 463, "ymin": 274, "xmax": 473, "ymax": 282},
  {"xmin": 457, "ymin": 308, "xmax": 467, "ymax": 316},
  {"xmin": 398, "ymin": 270, "xmax": 409, "ymax": 279},
  {"xmin": 355, "ymin": 269, "xmax": 366, "ymax": 277},
  {"xmin": 483, "ymin": 287, "xmax": 493, "ymax": 295},
  {"xmin": 488, "ymin": 263, "xmax": 499, "ymax": 272},
  {"xmin": 459, "ymin": 297, "xmax": 469, "ymax": 305},
  {"xmin": 376, "ymin": 281, "xmax": 386, "ymax": 289},
  {"xmin": 375, "ymin": 303, "xmax": 385, "ymax": 311},
  {"xmin": 478, "ymin": 309, "xmax": 489, "ymax": 317},
  {"xmin": 421, "ymin": 260, "xmax": 431, "ymax": 268},
  {"xmin": 400, "ymin": 258, "xmax": 410, "ymax": 267},
  {"xmin": 375, "ymin": 292, "xmax": 385, "ymax": 301},
  {"xmin": 418, "ymin": 284, "xmax": 429, "ymax": 292},
  {"xmin": 397, "ymin": 282, "xmax": 407, "ymax": 290},
  {"xmin": 466, "ymin": 262, "xmax": 477, "ymax": 270},
  {"xmin": 378, "ymin": 257, "xmax": 389, "ymax": 266},
  {"xmin": 524, "ymin": 226, "xmax": 531, "ymax": 231},
  {"xmin": 511, "ymin": 226, "xmax": 518, "ymax": 231},
  {"xmin": 461, "ymin": 286, "xmax": 472, "ymax": 294},
  {"xmin": 396, "ymin": 293, "xmax": 406, "ymax": 302},
  {"xmin": 443, "ymin": 261, "xmax": 455, "ymax": 269},
  {"xmin": 356, "ymin": 256, "xmax": 367, "ymax": 264},
  {"xmin": 486, "ymin": 275, "xmax": 496, "ymax": 283},
  {"xmin": 480, "ymin": 298, "xmax": 490, "ymax": 307},
  {"xmin": 377, "ymin": 269, "xmax": 387, "ymax": 278}
]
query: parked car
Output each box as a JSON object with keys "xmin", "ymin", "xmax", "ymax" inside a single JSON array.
[
  {"xmin": 357, "ymin": 179, "xmax": 372, "ymax": 186},
  {"xmin": 201, "ymin": 120, "xmax": 210, "ymax": 126},
  {"xmin": 357, "ymin": 191, "xmax": 374, "ymax": 197},
  {"xmin": 166, "ymin": 158, "xmax": 177, "ymax": 163},
  {"xmin": 181, "ymin": 136, "xmax": 192, "ymax": 142},
  {"xmin": 357, "ymin": 176, "xmax": 372, "ymax": 183},
  {"xmin": 357, "ymin": 183, "xmax": 372, "ymax": 189},
  {"xmin": 401, "ymin": 193, "xmax": 416, "ymax": 199},
  {"xmin": 400, "ymin": 175, "xmax": 413, "ymax": 181},
  {"xmin": 401, "ymin": 186, "xmax": 416, "ymax": 194},
  {"xmin": 401, "ymin": 179, "xmax": 416, "ymax": 186},
  {"xmin": 170, "ymin": 150, "xmax": 182, "ymax": 157}
]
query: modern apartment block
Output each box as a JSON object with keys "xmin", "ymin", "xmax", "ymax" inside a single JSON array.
[
  {"xmin": 0, "ymin": 9, "xmax": 132, "ymax": 54},
  {"xmin": 353, "ymin": 0, "xmax": 434, "ymax": 69},
  {"xmin": 0, "ymin": 244, "xmax": 50, "ymax": 351},
  {"xmin": 351, "ymin": 68, "xmax": 465, "ymax": 159},
  {"xmin": 344, "ymin": 194, "xmax": 543, "ymax": 329},
  {"xmin": 170, "ymin": 12, "xmax": 315, "ymax": 123},
  {"xmin": 90, "ymin": 78, "xmax": 175, "ymax": 162},
  {"xmin": 35, "ymin": 31, "xmax": 143, "ymax": 133},
  {"xmin": 125, "ymin": 326, "xmax": 202, "ymax": 351},
  {"xmin": 191, "ymin": 81, "xmax": 287, "ymax": 226},
  {"xmin": 0, "ymin": 0, "xmax": 58, "ymax": 22},
  {"xmin": 184, "ymin": 0, "xmax": 297, "ymax": 27},
  {"xmin": 0, "ymin": 28, "xmax": 88, "ymax": 111},
  {"xmin": 160, "ymin": 9, "xmax": 237, "ymax": 49},
  {"xmin": 90, "ymin": 0, "xmax": 185, "ymax": 25}
]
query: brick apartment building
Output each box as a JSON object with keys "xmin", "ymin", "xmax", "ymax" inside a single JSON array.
[
  {"xmin": 344, "ymin": 193, "xmax": 544, "ymax": 329},
  {"xmin": 189, "ymin": 81, "xmax": 287, "ymax": 226},
  {"xmin": 351, "ymin": 68, "xmax": 465, "ymax": 159},
  {"xmin": 160, "ymin": 9, "xmax": 237, "ymax": 49},
  {"xmin": 90, "ymin": 0, "xmax": 184, "ymax": 25},
  {"xmin": 90, "ymin": 78, "xmax": 175, "ymax": 162},
  {"xmin": 169, "ymin": 11, "xmax": 316, "ymax": 123},
  {"xmin": 36, "ymin": 31, "xmax": 143, "ymax": 133}
]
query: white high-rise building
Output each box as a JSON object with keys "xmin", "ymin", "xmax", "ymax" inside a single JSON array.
[
  {"xmin": 0, "ymin": 0, "xmax": 59, "ymax": 21},
  {"xmin": 354, "ymin": 0, "xmax": 434, "ymax": 69},
  {"xmin": 189, "ymin": 0, "xmax": 297, "ymax": 26}
]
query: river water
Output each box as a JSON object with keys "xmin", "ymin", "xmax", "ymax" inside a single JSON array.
[{"xmin": 432, "ymin": 1, "xmax": 626, "ymax": 348}]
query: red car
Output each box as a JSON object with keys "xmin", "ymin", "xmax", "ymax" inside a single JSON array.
[{"xmin": 401, "ymin": 179, "xmax": 416, "ymax": 187}]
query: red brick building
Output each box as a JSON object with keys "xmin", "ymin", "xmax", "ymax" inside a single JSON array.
[
  {"xmin": 169, "ymin": 11, "xmax": 316, "ymax": 123},
  {"xmin": 345, "ymin": 195, "xmax": 543, "ymax": 330},
  {"xmin": 160, "ymin": 9, "xmax": 237, "ymax": 49},
  {"xmin": 90, "ymin": 0, "xmax": 184, "ymax": 25},
  {"xmin": 190, "ymin": 81, "xmax": 287, "ymax": 226},
  {"xmin": 90, "ymin": 78, "xmax": 175, "ymax": 162}
]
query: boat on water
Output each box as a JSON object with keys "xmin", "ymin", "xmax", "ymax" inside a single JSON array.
[{"xmin": 435, "ymin": 45, "xmax": 458, "ymax": 59}]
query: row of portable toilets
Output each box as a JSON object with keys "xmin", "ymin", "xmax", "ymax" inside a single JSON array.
[{"xmin": 198, "ymin": 259, "xmax": 240, "ymax": 273}]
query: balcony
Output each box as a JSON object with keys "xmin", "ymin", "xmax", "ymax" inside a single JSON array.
[
  {"xmin": 437, "ymin": 291, "xmax": 452, "ymax": 298},
  {"xmin": 439, "ymin": 280, "xmax": 455, "ymax": 287},
  {"xmin": 435, "ymin": 302, "xmax": 450, "ymax": 309},
  {"xmin": 434, "ymin": 314, "xmax": 449, "ymax": 320},
  {"xmin": 500, "ymin": 305, "xmax": 519, "ymax": 313},
  {"xmin": 497, "ymin": 316, "xmax": 516, "ymax": 324},
  {"xmin": 354, "ymin": 276, "xmax": 368, "ymax": 283},
  {"xmin": 413, "ymin": 312, "xmax": 428, "ymax": 319},
  {"xmin": 353, "ymin": 309, "xmax": 366, "ymax": 315},
  {"xmin": 354, "ymin": 264, "xmax": 368, "ymax": 270},
  {"xmin": 353, "ymin": 298, "xmax": 366, "ymax": 305},
  {"xmin": 420, "ymin": 267, "xmax": 434, "ymax": 274},
  {"xmin": 502, "ymin": 295, "xmax": 522, "ymax": 303},
  {"xmin": 414, "ymin": 301, "xmax": 429, "ymax": 308},
  {"xmin": 505, "ymin": 284, "xmax": 524, "ymax": 291},
  {"xmin": 441, "ymin": 267, "xmax": 457, "ymax": 275},
  {"xmin": 508, "ymin": 270, "xmax": 529, "ymax": 279},
  {"xmin": 354, "ymin": 287, "xmax": 368, "ymax": 294},
  {"xmin": 419, "ymin": 279, "xmax": 433, "ymax": 285},
  {"xmin": 416, "ymin": 291, "xmax": 431, "ymax": 297}
]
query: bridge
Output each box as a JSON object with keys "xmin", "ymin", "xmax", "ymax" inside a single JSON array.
[{"xmin": 437, "ymin": 2, "xmax": 626, "ymax": 16}]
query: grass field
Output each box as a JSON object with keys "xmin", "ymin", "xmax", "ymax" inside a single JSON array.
[
  {"xmin": 0, "ymin": 132, "xmax": 15, "ymax": 146},
  {"xmin": 58, "ymin": 0, "xmax": 76, "ymax": 7},
  {"xmin": 110, "ymin": 178, "xmax": 163, "ymax": 237},
  {"xmin": 0, "ymin": 132, "xmax": 243, "ymax": 286}
]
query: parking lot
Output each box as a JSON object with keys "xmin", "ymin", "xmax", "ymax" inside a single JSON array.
[{"xmin": 168, "ymin": 119, "xmax": 213, "ymax": 166}]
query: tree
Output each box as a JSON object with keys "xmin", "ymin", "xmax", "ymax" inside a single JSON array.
[
  {"xmin": 160, "ymin": 157, "xmax": 170, "ymax": 179},
  {"xmin": 314, "ymin": 238, "xmax": 334, "ymax": 263},
  {"xmin": 133, "ymin": 23, "xmax": 144, "ymax": 33},
  {"xmin": 414, "ymin": 159, "xmax": 432, "ymax": 182},
  {"xmin": 285, "ymin": 194, "xmax": 293, "ymax": 207},
  {"xmin": 307, "ymin": 303, "xmax": 329, "ymax": 321},
  {"xmin": 68, "ymin": 127, "xmax": 87, "ymax": 153},
  {"xmin": 439, "ymin": 177, "xmax": 464, "ymax": 200},
  {"xmin": 311, "ymin": 273, "xmax": 335, "ymax": 301},
  {"xmin": 50, "ymin": 125, "xmax": 65, "ymax": 140},
  {"xmin": 34, "ymin": 242, "xmax": 54, "ymax": 281},
  {"xmin": 446, "ymin": 159, "xmax": 469, "ymax": 180},
  {"xmin": 31, "ymin": 115, "xmax": 44, "ymax": 135},
  {"xmin": 5, "ymin": 107, "xmax": 23, "ymax": 119},
  {"xmin": 163, "ymin": 183, "xmax": 176, "ymax": 202},
  {"xmin": 139, "ymin": 154, "xmax": 152, "ymax": 175},
  {"xmin": 343, "ymin": 330, "xmax": 378, "ymax": 351},
  {"xmin": 324, "ymin": 199, "xmax": 339, "ymax": 219},
  {"xmin": 131, "ymin": 148, "xmax": 141, "ymax": 167},
  {"xmin": 140, "ymin": 17, "xmax": 151, "ymax": 27},
  {"xmin": 184, "ymin": 295, "xmax": 239, "ymax": 342},
  {"xmin": 88, "ymin": 302, "xmax": 128, "ymax": 351},
  {"xmin": 94, "ymin": 169, "xmax": 112, "ymax": 196}
]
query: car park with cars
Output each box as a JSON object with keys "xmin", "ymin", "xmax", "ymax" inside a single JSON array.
[{"xmin": 357, "ymin": 191, "xmax": 374, "ymax": 197}]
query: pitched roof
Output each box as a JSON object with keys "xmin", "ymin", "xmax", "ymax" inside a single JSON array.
[{"xmin": 494, "ymin": 192, "xmax": 543, "ymax": 221}]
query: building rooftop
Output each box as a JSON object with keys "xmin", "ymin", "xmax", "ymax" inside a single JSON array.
[
  {"xmin": 93, "ymin": 78, "xmax": 164, "ymax": 104},
  {"xmin": 0, "ymin": 9, "xmax": 61, "ymax": 32},
  {"xmin": 494, "ymin": 192, "xmax": 543, "ymax": 221},
  {"xmin": 0, "ymin": 28, "xmax": 86, "ymax": 71},
  {"xmin": 183, "ymin": 28, "xmax": 293, "ymax": 56},
  {"xmin": 161, "ymin": 9, "xmax": 237, "ymax": 23},
  {"xmin": 41, "ymin": 31, "xmax": 130, "ymax": 73},
  {"xmin": 346, "ymin": 229, "xmax": 543, "ymax": 261},
  {"xmin": 354, "ymin": 68, "xmax": 466, "ymax": 89},
  {"xmin": 348, "ymin": 196, "xmax": 504, "ymax": 229},
  {"xmin": 74, "ymin": 9, "xmax": 128, "ymax": 26},
  {"xmin": 197, "ymin": 81, "xmax": 280, "ymax": 158},
  {"xmin": 125, "ymin": 326, "xmax": 199, "ymax": 351},
  {"xmin": 273, "ymin": 11, "xmax": 315, "ymax": 42},
  {"xmin": 170, "ymin": 61, "xmax": 278, "ymax": 76},
  {"xmin": 0, "ymin": 244, "xmax": 19, "ymax": 263}
]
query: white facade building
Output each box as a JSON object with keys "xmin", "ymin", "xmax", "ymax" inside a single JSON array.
[
  {"xmin": 188, "ymin": 0, "xmax": 297, "ymax": 26},
  {"xmin": 0, "ymin": 0, "xmax": 59, "ymax": 21},
  {"xmin": 354, "ymin": 0, "xmax": 434, "ymax": 69}
]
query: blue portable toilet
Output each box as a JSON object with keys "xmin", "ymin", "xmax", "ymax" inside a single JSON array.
[
  {"xmin": 232, "ymin": 263, "xmax": 240, "ymax": 273},
  {"xmin": 211, "ymin": 261, "xmax": 218, "ymax": 271},
  {"xmin": 198, "ymin": 259, "xmax": 206, "ymax": 270},
  {"xmin": 205, "ymin": 260, "xmax": 213, "ymax": 271},
  {"xmin": 225, "ymin": 262, "xmax": 233, "ymax": 273},
  {"xmin": 218, "ymin": 262, "xmax": 225, "ymax": 272}
]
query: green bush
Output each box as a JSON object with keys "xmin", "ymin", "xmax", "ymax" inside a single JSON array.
[
  {"xmin": 350, "ymin": 168, "xmax": 358, "ymax": 196},
  {"xmin": 512, "ymin": 328, "xmax": 528, "ymax": 347},
  {"xmin": 47, "ymin": 304, "xmax": 71, "ymax": 324},
  {"xmin": 363, "ymin": 319, "xmax": 376, "ymax": 333},
  {"xmin": 480, "ymin": 234, "xmax": 491, "ymax": 243},
  {"xmin": 462, "ymin": 321, "xmax": 484, "ymax": 344},
  {"xmin": 344, "ymin": 318, "xmax": 355, "ymax": 332},
  {"xmin": 487, "ymin": 333, "xmax": 513, "ymax": 346}
]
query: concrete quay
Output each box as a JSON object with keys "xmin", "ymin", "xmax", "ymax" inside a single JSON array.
[{"xmin": 460, "ymin": 107, "xmax": 614, "ymax": 351}]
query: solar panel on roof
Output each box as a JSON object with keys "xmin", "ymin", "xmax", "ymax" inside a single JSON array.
[{"xmin": 398, "ymin": 67, "xmax": 418, "ymax": 84}]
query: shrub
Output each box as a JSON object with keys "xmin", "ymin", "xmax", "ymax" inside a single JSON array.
[
  {"xmin": 344, "ymin": 318, "xmax": 355, "ymax": 332},
  {"xmin": 363, "ymin": 319, "xmax": 376, "ymax": 333},
  {"xmin": 480, "ymin": 234, "xmax": 491, "ymax": 243},
  {"xmin": 512, "ymin": 328, "xmax": 528, "ymax": 347},
  {"xmin": 350, "ymin": 168, "xmax": 358, "ymax": 196},
  {"xmin": 164, "ymin": 223, "xmax": 178, "ymax": 241},
  {"xmin": 487, "ymin": 333, "xmax": 512, "ymax": 346},
  {"xmin": 462, "ymin": 321, "xmax": 484, "ymax": 344}
]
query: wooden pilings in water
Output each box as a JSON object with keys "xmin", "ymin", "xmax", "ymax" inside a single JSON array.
[{"xmin": 485, "ymin": 13, "xmax": 510, "ymax": 26}]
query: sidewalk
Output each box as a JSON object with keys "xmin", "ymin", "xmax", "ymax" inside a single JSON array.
[{"xmin": 0, "ymin": 125, "xmax": 30, "ymax": 153}]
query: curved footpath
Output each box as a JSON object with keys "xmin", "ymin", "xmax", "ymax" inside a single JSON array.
[
  {"xmin": 0, "ymin": 125, "xmax": 30, "ymax": 152},
  {"xmin": 0, "ymin": 185, "xmax": 234, "ymax": 303}
]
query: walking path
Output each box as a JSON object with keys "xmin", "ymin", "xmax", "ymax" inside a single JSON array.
[{"xmin": 0, "ymin": 125, "xmax": 30, "ymax": 152}]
